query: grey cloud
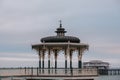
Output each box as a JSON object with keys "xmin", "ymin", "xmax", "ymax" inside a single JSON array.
[{"xmin": 0, "ymin": 0, "xmax": 120, "ymax": 67}]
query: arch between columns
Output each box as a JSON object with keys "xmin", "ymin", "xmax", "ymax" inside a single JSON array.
[{"xmin": 37, "ymin": 46, "xmax": 85, "ymax": 69}]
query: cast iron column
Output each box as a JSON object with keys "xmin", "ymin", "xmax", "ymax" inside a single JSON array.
[
  {"xmin": 54, "ymin": 49, "xmax": 58, "ymax": 69},
  {"xmin": 78, "ymin": 48, "xmax": 82, "ymax": 69},
  {"xmin": 48, "ymin": 49, "xmax": 51, "ymax": 69},
  {"xmin": 70, "ymin": 50, "xmax": 73, "ymax": 69},
  {"xmin": 42, "ymin": 50, "xmax": 45, "ymax": 69},
  {"xmin": 39, "ymin": 49, "xmax": 41, "ymax": 68},
  {"xmin": 65, "ymin": 49, "xmax": 67, "ymax": 69}
]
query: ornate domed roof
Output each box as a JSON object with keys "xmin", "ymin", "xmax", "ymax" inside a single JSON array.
[
  {"xmin": 41, "ymin": 21, "xmax": 80, "ymax": 43},
  {"xmin": 41, "ymin": 36, "xmax": 80, "ymax": 43}
]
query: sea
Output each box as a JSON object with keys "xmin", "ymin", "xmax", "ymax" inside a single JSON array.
[{"xmin": 96, "ymin": 75, "xmax": 120, "ymax": 80}]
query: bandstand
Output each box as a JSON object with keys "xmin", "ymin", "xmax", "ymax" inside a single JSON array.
[
  {"xmin": 32, "ymin": 21, "xmax": 88, "ymax": 70},
  {"xmin": 31, "ymin": 21, "xmax": 98, "ymax": 79}
]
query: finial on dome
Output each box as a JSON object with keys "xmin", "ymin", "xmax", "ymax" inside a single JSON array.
[
  {"xmin": 55, "ymin": 20, "xmax": 67, "ymax": 36},
  {"xmin": 59, "ymin": 20, "xmax": 62, "ymax": 28}
]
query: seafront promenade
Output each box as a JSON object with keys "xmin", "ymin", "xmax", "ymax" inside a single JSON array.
[
  {"xmin": 0, "ymin": 68, "xmax": 98, "ymax": 80},
  {"xmin": 0, "ymin": 68, "xmax": 98, "ymax": 76},
  {"xmin": 0, "ymin": 68, "xmax": 120, "ymax": 80}
]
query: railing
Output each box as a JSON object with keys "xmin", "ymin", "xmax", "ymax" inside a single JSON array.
[{"xmin": 0, "ymin": 68, "xmax": 98, "ymax": 77}]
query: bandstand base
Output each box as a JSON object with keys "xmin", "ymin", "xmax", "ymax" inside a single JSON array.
[{"xmin": 26, "ymin": 76, "xmax": 96, "ymax": 80}]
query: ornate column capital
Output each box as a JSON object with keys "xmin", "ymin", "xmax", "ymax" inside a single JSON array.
[
  {"xmin": 41, "ymin": 49, "xmax": 46, "ymax": 59},
  {"xmin": 47, "ymin": 48, "xmax": 52, "ymax": 58},
  {"xmin": 64, "ymin": 48, "xmax": 68, "ymax": 60},
  {"xmin": 69, "ymin": 49, "xmax": 74, "ymax": 59},
  {"xmin": 38, "ymin": 49, "xmax": 42, "ymax": 60},
  {"xmin": 53, "ymin": 49, "xmax": 59, "ymax": 59}
]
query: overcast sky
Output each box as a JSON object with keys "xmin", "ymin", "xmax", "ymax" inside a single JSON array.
[{"xmin": 0, "ymin": 0, "xmax": 120, "ymax": 68}]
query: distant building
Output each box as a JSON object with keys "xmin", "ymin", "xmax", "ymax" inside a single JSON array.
[{"xmin": 83, "ymin": 60, "xmax": 109, "ymax": 69}]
